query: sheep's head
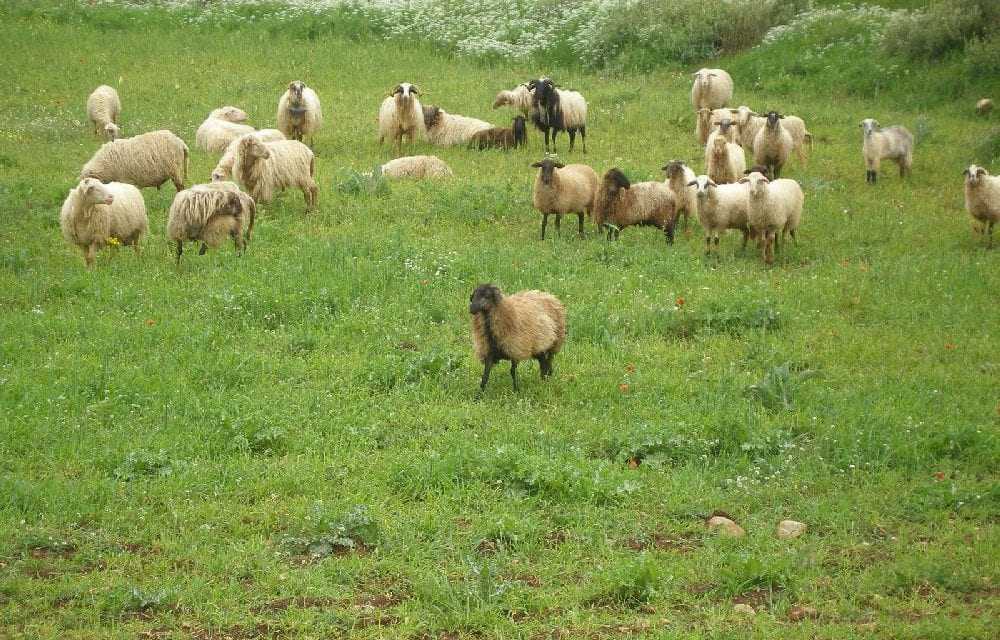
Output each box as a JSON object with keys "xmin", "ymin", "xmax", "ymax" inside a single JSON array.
[
  {"xmin": 224, "ymin": 192, "xmax": 243, "ymax": 217},
  {"xmin": 661, "ymin": 160, "xmax": 687, "ymax": 180},
  {"xmin": 469, "ymin": 283, "xmax": 502, "ymax": 315},
  {"xmin": 391, "ymin": 83, "xmax": 419, "ymax": 103},
  {"xmin": 860, "ymin": 118, "xmax": 879, "ymax": 137},
  {"xmin": 765, "ymin": 111, "xmax": 784, "ymax": 129},
  {"xmin": 78, "ymin": 178, "xmax": 114, "ymax": 206},
  {"xmin": 531, "ymin": 158, "xmax": 565, "ymax": 185},
  {"xmin": 103, "ymin": 122, "xmax": 120, "ymax": 141},
  {"xmin": 601, "ymin": 168, "xmax": 631, "ymax": 198},
  {"xmin": 287, "ymin": 81, "xmax": 306, "ymax": 105},
  {"xmin": 690, "ymin": 175, "xmax": 717, "ymax": 201},
  {"xmin": 739, "ymin": 171, "xmax": 770, "ymax": 198},
  {"xmin": 716, "ymin": 119, "xmax": 734, "ymax": 136},
  {"xmin": 530, "ymin": 78, "xmax": 556, "ymax": 106},
  {"xmin": 730, "ymin": 106, "xmax": 756, "ymax": 126},
  {"xmin": 240, "ymin": 136, "xmax": 270, "ymax": 160},
  {"xmin": 692, "ymin": 69, "xmax": 717, "ymax": 88},
  {"xmin": 422, "ymin": 105, "xmax": 442, "ymax": 129},
  {"xmin": 492, "ymin": 91, "xmax": 508, "ymax": 109},
  {"xmin": 963, "ymin": 164, "xmax": 988, "ymax": 186},
  {"xmin": 212, "ymin": 106, "xmax": 249, "ymax": 123},
  {"xmin": 211, "ymin": 168, "xmax": 227, "ymax": 182}
]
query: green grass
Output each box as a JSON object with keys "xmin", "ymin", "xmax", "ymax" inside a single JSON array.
[{"xmin": 1, "ymin": 3, "xmax": 999, "ymax": 639}]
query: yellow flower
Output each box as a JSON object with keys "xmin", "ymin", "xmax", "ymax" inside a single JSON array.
[{"xmin": 107, "ymin": 236, "xmax": 120, "ymax": 246}]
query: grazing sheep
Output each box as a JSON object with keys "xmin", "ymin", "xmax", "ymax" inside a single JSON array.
[
  {"xmin": 86, "ymin": 85, "xmax": 121, "ymax": 141},
  {"xmin": 233, "ymin": 135, "xmax": 317, "ymax": 210},
  {"xmin": 963, "ymin": 165, "xmax": 1000, "ymax": 247},
  {"xmin": 80, "ymin": 129, "xmax": 188, "ymax": 192},
  {"xmin": 528, "ymin": 78, "xmax": 587, "ymax": 153},
  {"xmin": 593, "ymin": 169, "xmax": 677, "ymax": 243},
  {"xmin": 662, "ymin": 160, "xmax": 697, "ymax": 229},
  {"xmin": 493, "ymin": 84, "xmax": 533, "ymax": 116},
  {"xmin": 976, "ymin": 98, "xmax": 993, "ymax": 116},
  {"xmin": 212, "ymin": 129, "xmax": 286, "ymax": 182},
  {"xmin": 195, "ymin": 107, "xmax": 256, "ymax": 154},
  {"xmin": 690, "ymin": 68, "xmax": 733, "ymax": 110},
  {"xmin": 60, "ymin": 178, "xmax": 147, "ymax": 267},
  {"xmin": 469, "ymin": 116, "xmax": 527, "ymax": 150},
  {"xmin": 167, "ymin": 182, "xmax": 254, "ymax": 265},
  {"xmin": 705, "ymin": 135, "xmax": 747, "ymax": 185},
  {"xmin": 688, "ymin": 175, "xmax": 750, "ymax": 255},
  {"xmin": 740, "ymin": 171, "xmax": 803, "ymax": 265},
  {"xmin": 380, "ymin": 155, "xmax": 454, "ymax": 179},
  {"xmin": 422, "ymin": 106, "xmax": 492, "ymax": 147},
  {"xmin": 531, "ymin": 158, "xmax": 599, "ymax": 239},
  {"xmin": 860, "ymin": 118, "xmax": 913, "ymax": 184},
  {"xmin": 276, "ymin": 81, "xmax": 323, "ymax": 147},
  {"xmin": 753, "ymin": 112, "xmax": 794, "ymax": 179},
  {"xmin": 378, "ymin": 83, "xmax": 426, "ymax": 157},
  {"xmin": 469, "ymin": 284, "xmax": 566, "ymax": 392}
]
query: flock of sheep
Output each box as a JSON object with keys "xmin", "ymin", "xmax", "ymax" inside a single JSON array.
[{"xmin": 60, "ymin": 70, "xmax": 998, "ymax": 392}]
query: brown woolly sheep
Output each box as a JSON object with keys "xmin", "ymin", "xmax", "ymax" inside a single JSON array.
[
  {"xmin": 468, "ymin": 116, "xmax": 527, "ymax": 150},
  {"xmin": 593, "ymin": 169, "xmax": 677, "ymax": 243},
  {"xmin": 531, "ymin": 158, "xmax": 599, "ymax": 239}
]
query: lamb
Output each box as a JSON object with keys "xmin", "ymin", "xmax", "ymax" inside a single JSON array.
[
  {"xmin": 528, "ymin": 78, "xmax": 587, "ymax": 153},
  {"xmin": 167, "ymin": 182, "xmax": 254, "ymax": 265},
  {"xmin": 492, "ymin": 84, "xmax": 533, "ymax": 117},
  {"xmin": 380, "ymin": 155, "xmax": 454, "ymax": 179},
  {"xmin": 963, "ymin": 165, "xmax": 1000, "ymax": 247},
  {"xmin": 86, "ymin": 85, "xmax": 121, "ymax": 141},
  {"xmin": 195, "ymin": 107, "xmax": 256, "ymax": 154},
  {"xmin": 740, "ymin": 171, "xmax": 803, "ymax": 265},
  {"xmin": 530, "ymin": 158, "xmax": 599, "ymax": 239},
  {"xmin": 59, "ymin": 178, "xmax": 147, "ymax": 267},
  {"xmin": 705, "ymin": 135, "xmax": 747, "ymax": 185},
  {"xmin": 752, "ymin": 112, "xmax": 794, "ymax": 179},
  {"xmin": 468, "ymin": 284, "xmax": 566, "ymax": 393},
  {"xmin": 276, "ymin": 81, "xmax": 323, "ymax": 147},
  {"xmin": 860, "ymin": 118, "xmax": 913, "ymax": 184},
  {"xmin": 593, "ymin": 169, "xmax": 677, "ymax": 243},
  {"xmin": 233, "ymin": 135, "xmax": 317, "ymax": 210},
  {"xmin": 690, "ymin": 68, "xmax": 733, "ymax": 110},
  {"xmin": 687, "ymin": 175, "xmax": 750, "ymax": 255},
  {"xmin": 212, "ymin": 129, "xmax": 286, "ymax": 182},
  {"xmin": 79, "ymin": 129, "xmax": 188, "ymax": 192},
  {"xmin": 976, "ymin": 98, "xmax": 993, "ymax": 116},
  {"xmin": 662, "ymin": 160, "xmax": 697, "ymax": 229},
  {"xmin": 468, "ymin": 116, "xmax": 527, "ymax": 150},
  {"xmin": 378, "ymin": 83, "xmax": 426, "ymax": 157},
  {"xmin": 422, "ymin": 106, "xmax": 492, "ymax": 147}
]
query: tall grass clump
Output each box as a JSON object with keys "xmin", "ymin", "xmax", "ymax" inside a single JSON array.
[{"xmin": 882, "ymin": 0, "xmax": 1000, "ymax": 61}]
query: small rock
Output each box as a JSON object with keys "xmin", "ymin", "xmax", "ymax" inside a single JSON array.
[
  {"xmin": 733, "ymin": 603, "xmax": 756, "ymax": 616},
  {"xmin": 707, "ymin": 516, "xmax": 745, "ymax": 538},
  {"xmin": 777, "ymin": 520, "xmax": 807, "ymax": 539},
  {"xmin": 788, "ymin": 605, "xmax": 818, "ymax": 621}
]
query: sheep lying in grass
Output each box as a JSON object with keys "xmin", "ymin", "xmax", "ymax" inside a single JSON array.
[
  {"xmin": 233, "ymin": 135, "xmax": 317, "ymax": 210},
  {"xmin": 531, "ymin": 158, "xmax": 598, "ymax": 239},
  {"xmin": 422, "ymin": 106, "xmax": 492, "ymax": 147},
  {"xmin": 753, "ymin": 112, "xmax": 794, "ymax": 179},
  {"xmin": 976, "ymin": 98, "xmax": 993, "ymax": 116},
  {"xmin": 196, "ymin": 107, "xmax": 255, "ymax": 154},
  {"xmin": 963, "ymin": 164, "xmax": 1000, "ymax": 247},
  {"xmin": 87, "ymin": 85, "xmax": 120, "ymax": 141},
  {"xmin": 740, "ymin": 171, "xmax": 803, "ymax": 265},
  {"xmin": 378, "ymin": 83, "xmax": 426, "ymax": 157},
  {"xmin": 277, "ymin": 81, "xmax": 323, "ymax": 147},
  {"xmin": 860, "ymin": 118, "xmax": 913, "ymax": 184},
  {"xmin": 593, "ymin": 169, "xmax": 677, "ymax": 243},
  {"xmin": 528, "ymin": 78, "xmax": 587, "ymax": 153},
  {"xmin": 705, "ymin": 135, "xmax": 746, "ymax": 185},
  {"xmin": 80, "ymin": 129, "xmax": 188, "ymax": 192},
  {"xmin": 381, "ymin": 155, "xmax": 453, "ymax": 179},
  {"xmin": 60, "ymin": 178, "xmax": 147, "ymax": 267},
  {"xmin": 690, "ymin": 68, "xmax": 733, "ymax": 110},
  {"xmin": 493, "ymin": 84, "xmax": 533, "ymax": 117},
  {"xmin": 469, "ymin": 283, "xmax": 566, "ymax": 393},
  {"xmin": 688, "ymin": 175, "xmax": 750, "ymax": 255},
  {"xmin": 469, "ymin": 116, "xmax": 527, "ymax": 150},
  {"xmin": 167, "ymin": 181, "xmax": 254, "ymax": 265},
  {"xmin": 212, "ymin": 129, "xmax": 286, "ymax": 182},
  {"xmin": 662, "ymin": 160, "xmax": 697, "ymax": 229}
]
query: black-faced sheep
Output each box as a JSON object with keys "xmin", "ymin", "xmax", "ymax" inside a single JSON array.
[
  {"xmin": 690, "ymin": 69, "xmax": 733, "ymax": 110},
  {"xmin": 87, "ymin": 85, "xmax": 120, "ymax": 141},
  {"xmin": 79, "ymin": 129, "xmax": 188, "ymax": 192},
  {"xmin": 963, "ymin": 165, "xmax": 1000, "ymax": 247},
  {"xmin": 196, "ymin": 107, "xmax": 256, "ymax": 154},
  {"xmin": 378, "ymin": 83, "xmax": 426, "ymax": 157},
  {"xmin": 531, "ymin": 158, "xmax": 598, "ymax": 239},
  {"xmin": 593, "ymin": 169, "xmax": 677, "ymax": 243},
  {"xmin": 469, "ymin": 284, "xmax": 566, "ymax": 393},
  {"xmin": 468, "ymin": 116, "xmax": 527, "ymax": 150},
  {"xmin": 422, "ymin": 105, "xmax": 492, "ymax": 147},
  {"xmin": 753, "ymin": 112, "xmax": 794, "ymax": 179},
  {"xmin": 233, "ymin": 135, "xmax": 317, "ymax": 210},
  {"xmin": 60, "ymin": 178, "xmax": 148, "ymax": 267},
  {"xmin": 167, "ymin": 182, "xmax": 254, "ymax": 265},
  {"xmin": 860, "ymin": 118, "xmax": 913, "ymax": 184},
  {"xmin": 740, "ymin": 171, "xmax": 803, "ymax": 265},
  {"xmin": 380, "ymin": 155, "xmax": 454, "ymax": 179},
  {"xmin": 277, "ymin": 81, "xmax": 323, "ymax": 147},
  {"xmin": 527, "ymin": 78, "xmax": 587, "ymax": 153}
]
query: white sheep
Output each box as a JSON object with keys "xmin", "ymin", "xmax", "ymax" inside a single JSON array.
[
  {"xmin": 422, "ymin": 106, "xmax": 492, "ymax": 147},
  {"xmin": 380, "ymin": 155, "xmax": 454, "ymax": 179},
  {"xmin": 167, "ymin": 181, "xmax": 254, "ymax": 265},
  {"xmin": 860, "ymin": 118, "xmax": 913, "ymax": 184},
  {"xmin": 593, "ymin": 169, "xmax": 677, "ymax": 243},
  {"xmin": 690, "ymin": 69, "xmax": 733, "ymax": 110},
  {"xmin": 212, "ymin": 129, "xmax": 286, "ymax": 182},
  {"xmin": 378, "ymin": 83, "xmax": 426, "ymax": 157},
  {"xmin": 80, "ymin": 129, "xmax": 188, "ymax": 192},
  {"xmin": 530, "ymin": 158, "xmax": 599, "ymax": 239},
  {"xmin": 493, "ymin": 84, "xmax": 533, "ymax": 116},
  {"xmin": 232, "ymin": 135, "xmax": 317, "ymax": 210},
  {"xmin": 688, "ymin": 175, "xmax": 751, "ymax": 255},
  {"xmin": 740, "ymin": 171, "xmax": 803, "ymax": 265},
  {"xmin": 705, "ymin": 135, "xmax": 747, "ymax": 185},
  {"xmin": 752, "ymin": 112, "xmax": 794, "ymax": 179},
  {"xmin": 731, "ymin": 106, "xmax": 811, "ymax": 163},
  {"xmin": 86, "ymin": 85, "xmax": 121, "ymax": 141},
  {"xmin": 195, "ymin": 107, "xmax": 256, "ymax": 154},
  {"xmin": 60, "ymin": 178, "xmax": 148, "ymax": 267},
  {"xmin": 976, "ymin": 98, "xmax": 993, "ymax": 116},
  {"xmin": 662, "ymin": 160, "xmax": 697, "ymax": 229},
  {"xmin": 276, "ymin": 81, "xmax": 323, "ymax": 147},
  {"xmin": 963, "ymin": 165, "xmax": 1000, "ymax": 247}
]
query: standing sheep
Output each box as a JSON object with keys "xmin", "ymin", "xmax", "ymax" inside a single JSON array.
[
  {"xmin": 528, "ymin": 78, "xmax": 587, "ymax": 153},
  {"xmin": 593, "ymin": 169, "xmax": 677, "ymax": 243},
  {"xmin": 167, "ymin": 182, "xmax": 254, "ymax": 265},
  {"xmin": 468, "ymin": 116, "xmax": 527, "ymax": 150},
  {"xmin": 860, "ymin": 118, "xmax": 913, "ymax": 184},
  {"xmin": 493, "ymin": 84, "xmax": 533, "ymax": 117},
  {"xmin": 690, "ymin": 69, "xmax": 733, "ymax": 110},
  {"xmin": 469, "ymin": 284, "xmax": 566, "ymax": 393},
  {"xmin": 753, "ymin": 112, "xmax": 794, "ymax": 179},
  {"xmin": 688, "ymin": 175, "xmax": 751, "ymax": 255},
  {"xmin": 731, "ymin": 107, "xmax": 811, "ymax": 163},
  {"xmin": 86, "ymin": 85, "xmax": 121, "ymax": 141},
  {"xmin": 963, "ymin": 165, "xmax": 1000, "ymax": 247},
  {"xmin": 705, "ymin": 135, "xmax": 747, "ymax": 185},
  {"xmin": 422, "ymin": 106, "xmax": 492, "ymax": 147},
  {"xmin": 277, "ymin": 81, "xmax": 323, "ymax": 148},
  {"xmin": 212, "ymin": 129, "xmax": 286, "ymax": 182},
  {"xmin": 740, "ymin": 171, "xmax": 803, "ymax": 265},
  {"xmin": 380, "ymin": 155, "xmax": 454, "ymax": 179},
  {"xmin": 378, "ymin": 83, "xmax": 426, "ymax": 157},
  {"xmin": 662, "ymin": 160, "xmax": 698, "ymax": 229},
  {"xmin": 196, "ymin": 107, "xmax": 256, "ymax": 154},
  {"xmin": 80, "ymin": 129, "xmax": 188, "ymax": 192},
  {"xmin": 530, "ymin": 158, "xmax": 598, "ymax": 240},
  {"xmin": 233, "ymin": 135, "xmax": 317, "ymax": 210},
  {"xmin": 60, "ymin": 178, "xmax": 147, "ymax": 267}
]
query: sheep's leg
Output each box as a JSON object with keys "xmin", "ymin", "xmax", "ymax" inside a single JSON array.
[
  {"xmin": 540, "ymin": 214, "xmax": 549, "ymax": 240},
  {"xmin": 84, "ymin": 244, "xmax": 96, "ymax": 268},
  {"xmin": 704, "ymin": 234, "xmax": 712, "ymax": 255},
  {"xmin": 988, "ymin": 221, "xmax": 995, "ymax": 248},
  {"xmin": 580, "ymin": 125, "xmax": 587, "ymax": 154},
  {"xmin": 740, "ymin": 229, "xmax": 749, "ymax": 251},
  {"xmin": 567, "ymin": 128, "xmax": 576, "ymax": 152},
  {"xmin": 576, "ymin": 212, "xmax": 585, "ymax": 238},
  {"xmin": 543, "ymin": 128, "xmax": 551, "ymax": 153},
  {"xmin": 764, "ymin": 231, "xmax": 775, "ymax": 265},
  {"xmin": 535, "ymin": 354, "xmax": 550, "ymax": 378},
  {"xmin": 665, "ymin": 219, "xmax": 676, "ymax": 245},
  {"xmin": 175, "ymin": 241, "xmax": 183, "ymax": 266},
  {"xmin": 555, "ymin": 214, "xmax": 561, "ymax": 235},
  {"xmin": 510, "ymin": 361, "xmax": 519, "ymax": 391},
  {"xmin": 479, "ymin": 357, "xmax": 495, "ymax": 392},
  {"xmin": 198, "ymin": 243, "xmax": 208, "ymax": 256}
]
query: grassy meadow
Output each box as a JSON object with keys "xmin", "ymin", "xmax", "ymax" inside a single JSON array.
[{"xmin": 1, "ymin": 2, "xmax": 998, "ymax": 639}]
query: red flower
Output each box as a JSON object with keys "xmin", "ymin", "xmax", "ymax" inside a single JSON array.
[{"xmin": 675, "ymin": 297, "xmax": 685, "ymax": 307}]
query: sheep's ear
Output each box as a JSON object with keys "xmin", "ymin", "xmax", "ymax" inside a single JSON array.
[
  {"xmin": 963, "ymin": 168, "xmax": 971, "ymax": 176},
  {"xmin": 708, "ymin": 73, "xmax": 717, "ymax": 77},
  {"xmin": 686, "ymin": 180, "xmax": 697, "ymax": 186},
  {"xmin": 761, "ymin": 177, "xmax": 770, "ymax": 183},
  {"xmin": 976, "ymin": 167, "xmax": 987, "ymax": 176},
  {"xmin": 411, "ymin": 86, "xmax": 421, "ymax": 95},
  {"xmin": 530, "ymin": 162, "xmax": 542, "ymax": 168},
  {"xmin": 707, "ymin": 180, "xmax": 717, "ymax": 188},
  {"xmin": 737, "ymin": 177, "xmax": 748, "ymax": 184},
  {"xmin": 778, "ymin": 114, "xmax": 785, "ymax": 119},
  {"xmin": 554, "ymin": 162, "xmax": 565, "ymax": 168}
]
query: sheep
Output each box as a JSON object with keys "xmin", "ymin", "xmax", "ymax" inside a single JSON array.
[
  {"xmin": 690, "ymin": 68, "xmax": 733, "ymax": 110},
  {"xmin": 752, "ymin": 112, "xmax": 794, "ymax": 179},
  {"xmin": 79, "ymin": 129, "xmax": 188, "ymax": 192},
  {"xmin": 468, "ymin": 283, "xmax": 566, "ymax": 393},
  {"xmin": 212, "ymin": 129, "xmax": 286, "ymax": 182},
  {"xmin": 705, "ymin": 134, "xmax": 747, "ymax": 185},
  {"xmin": 530, "ymin": 158, "xmax": 599, "ymax": 240},
  {"xmin": 422, "ymin": 106, "xmax": 492, "ymax": 147},
  {"xmin": 378, "ymin": 83, "xmax": 426, "ymax": 157},
  {"xmin": 731, "ymin": 107, "xmax": 811, "ymax": 163},
  {"xmin": 706, "ymin": 118, "xmax": 739, "ymax": 146},
  {"xmin": 167, "ymin": 182, "xmax": 254, "ymax": 265},
  {"xmin": 963, "ymin": 165, "xmax": 1000, "ymax": 247},
  {"xmin": 233, "ymin": 135, "xmax": 317, "ymax": 210},
  {"xmin": 976, "ymin": 98, "xmax": 993, "ymax": 116},
  {"xmin": 593, "ymin": 169, "xmax": 677, "ymax": 243},
  {"xmin": 527, "ymin": 78, "xmax": 587, "ymax": 153},
  {"xmin": 740, "ymin": 171, "xmax": 803, "ymax": 265},
  {"xmin": 195, "ymin": 107, "xmax": 256, "ymax": 154},
  {"xmin": 380, "ymin": 155, "xmax": 454, "ymax": 179},
  {"xmin": 662, "ymin": 160, "xmax": 697, "ymax": 229},
  {"xmin": 687, "ymin": 175, "xmax": 750, "ymax": 255},
  {"xmin": 59, "ymin": 178, "xmax": 147, "ymax": 267},
  {"xmin": 860, "ymin": 118, "xmax": 913, "ymax": 184},
  {"xmin": 492, "ymin": 84, "xmax": 533, "ymax": 117},
  {"xmin": 276, "ymin": 81, "xmax": 323, "ymax": 147},
  {"xmin": 468, "ymin": 116, "xmax": 527, "ymax": 150},
  {"xmin": 86, "ymin": 85, "xmax": 121, "ymax": 141}
]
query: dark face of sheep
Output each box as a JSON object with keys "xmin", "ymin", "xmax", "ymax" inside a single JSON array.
[
  {"xmin": 225, "ymin": 193, "xmax": 242, "ymax": 217},
  {"xmin": 531, "ymin": 78, "xmax": 556, "ymax": 107},
  {"xmin": 392, "ymin": 83, "xmax": 419, "ymax": 102},
  {"xmin": 662, "ymin": 161, "xmax": 686, "ymax": 179},
  {"xmin": 422, "ymin": 105, "xmax": 441, "ymax": 129},
  {"xmin": 287, "ymin": 81, "xmax": 306, "ymax": 106},
  {"xmin": 765, "ymin": 111, "xmax": 783, "ymax": 129},
  {"xmin": 531, "ymin": 158, "xmax": 565, "ymax": 185},
  {"xmin": 602, "ymin": 168, "xmax": 631, "ymax": 198},
  {"xmin": 469, "ymin": 284, "xmax": 502, "ymax": 315}
]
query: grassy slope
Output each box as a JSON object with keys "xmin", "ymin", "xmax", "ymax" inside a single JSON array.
[{"xmin": 1, "ymin": 6, "xmax": 998, "ymax": 640}]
